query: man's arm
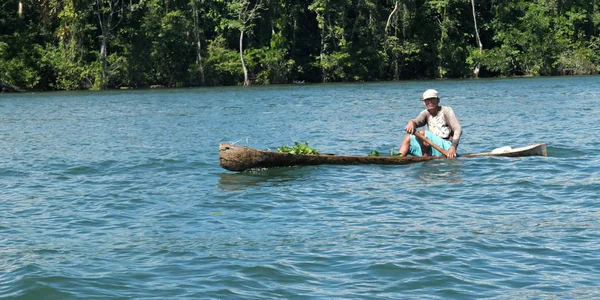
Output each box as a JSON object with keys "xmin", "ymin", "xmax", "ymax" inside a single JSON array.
[
  {"xmin": 406, "ymin": 110, "xmax": 428, "ymax": 133},
  {"xmin": 445, "ymin": 107, "xmax": 462, "ymax": 148}
]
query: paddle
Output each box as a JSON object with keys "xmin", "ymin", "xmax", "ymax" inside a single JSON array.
[{"xmin": 413, "ymin": 131, "xmax": 449, "ymax": 158}]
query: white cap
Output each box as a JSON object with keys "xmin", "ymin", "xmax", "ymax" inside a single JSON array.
[{"xmin": 422, "ymin": 89, "xmax": 439, "ymax": 100}]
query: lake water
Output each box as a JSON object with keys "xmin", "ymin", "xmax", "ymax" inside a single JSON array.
[{"xmin": 1, "ymin": 76, "xmax": 600, "ymax": 299}]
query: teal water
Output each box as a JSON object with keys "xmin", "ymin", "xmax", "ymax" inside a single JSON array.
[{"xmin": 1, "ymin": 76, "xmax": 600, "ymax": 299}]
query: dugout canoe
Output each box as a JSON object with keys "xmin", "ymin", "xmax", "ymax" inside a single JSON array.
[{"xmin": 219, "ymin": 143, "xmax": 547, "ymax": 172}]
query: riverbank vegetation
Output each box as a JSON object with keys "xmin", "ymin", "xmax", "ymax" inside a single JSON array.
[{"xmin": 1, "ymin": 0, "xmax": 599, "ymax": 91}]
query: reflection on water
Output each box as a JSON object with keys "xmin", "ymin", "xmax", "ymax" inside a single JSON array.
[
  {"xmin": 415, "ymin": 160, "xmax": 465, "ymax": 184},
  {"xmin": 218, "ymin": 159, "xmax": 466, "ymax": 187},
  {"xmin": 546, "ymin": 145, "xmax": 585, "ymax": 158},
  {"xmin": 218, "ymin": 166, "xmax": 318, "ymax": 190}
]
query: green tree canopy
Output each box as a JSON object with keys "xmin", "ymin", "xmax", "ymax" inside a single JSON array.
[{"xmin": 1, "ymin": 0, "xmax": 599, "ymax": 90}]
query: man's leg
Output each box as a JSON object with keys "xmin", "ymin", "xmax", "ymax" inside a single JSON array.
[
  {"xmin": 416, "ymin": 130, "xmax": 430, "ymax": 157},
  {"xmin": 424, "ymin": 131, "xmax": 452, "ymax": 156},
  {"xmin": 398, "ymin": 134, "xmax": 412, "ymax": 156},
  {"xmin": 399, "ymin": 132, "xmax": 428, "ymax": 157}
]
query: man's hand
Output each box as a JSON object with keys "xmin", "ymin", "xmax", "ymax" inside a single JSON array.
[
  {"xmin": 404, "ymin": 120, "xmax": 416, "ymax": 134},
  {"xmin": 447, "ymin": 145, "xmax": 457, "ymax": 158}
]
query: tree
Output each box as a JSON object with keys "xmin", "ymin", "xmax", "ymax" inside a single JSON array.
[
  {"xmin": 386, "ymin": 0, "xmax": 400, "ymax": 34},
  {"xmin": 191, "ymin": 0, "xmax": 206, "ymax": 85},
  {"xmin": 0, "ymin": 0, "xmax": 60, "ymax": 89},
  {"xmin": 247, "ymin": 32, "xmax": 295, "ymax": 84},
  {"xmin": 225, "ymin": 0, "xmax": 263, "ymax": 86},
  {"xmin": 428, "ymin": 0, "xmax": 453, "ymax": 78},
  {"xmin": 484, "ymin": 0, "xmax": 558, "ymax": 76},
  {"xmin": 204, "ymin": 35, "xmax": 243, "ymax": 86},
  {"xmin": 2, "ymin": 0, "xmax": 600, "ymax": 90},
  {"xmin": 188, "ymin": 0, "xmax": 223, "ymax": 86},
  {"xmin": 308, "ymin": 0, "xmax": 354, "ymax": 82},
  {"xmin": 93, "ymin": 0, "xmax": 143, "ymax": 89},
  {"xmin": 470, "ymin": 0, "xmax": 483, "ymax": 77},
  {"xmin": 41, "ymin": 0, "xmax": 97, "ymax": 90}
]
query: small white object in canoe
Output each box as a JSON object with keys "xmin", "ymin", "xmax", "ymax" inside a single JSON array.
[{"xmin": 491, "ymin": 146, "xmax": 513, "ymax": 154}]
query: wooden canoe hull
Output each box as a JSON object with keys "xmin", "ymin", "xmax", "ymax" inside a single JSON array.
[{"xmin": 219, "ymin": 143, "xmax": 547, "ymax": 172}]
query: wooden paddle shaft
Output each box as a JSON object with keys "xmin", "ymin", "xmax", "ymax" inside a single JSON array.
[{"xmin": 413, "ymin": 131, "xmax": 449, "ymax": 158}]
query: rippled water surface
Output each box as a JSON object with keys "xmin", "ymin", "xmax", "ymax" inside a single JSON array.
[{"xmin": 2, "ymin": 76, "xmax": 600, "ymax": 299}]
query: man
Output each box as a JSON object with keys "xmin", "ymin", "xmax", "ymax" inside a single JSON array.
[{"xmin": 399, "ymin": 89, "xmax": 462, "ymax": 158}]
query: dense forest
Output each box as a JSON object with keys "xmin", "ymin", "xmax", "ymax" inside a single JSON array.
[{"xmin": 1, "ymin": 0, "xmax": 599, "ymax": 90}]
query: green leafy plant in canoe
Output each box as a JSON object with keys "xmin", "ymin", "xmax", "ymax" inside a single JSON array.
[
  {"xmin": 277, "ymin": 142, "xmax": 319, "ymax": 155},
  {"xmin": 368, "ymin": 149, "xmax": 402, "ymax": 156},
  {"xmin": 389, "ymin": 148, "xmax": 402, "ymax": 156}
]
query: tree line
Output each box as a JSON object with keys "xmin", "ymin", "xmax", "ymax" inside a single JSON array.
[{"xmin": 1, "ymin": 0, "xmax": 599, "ymax": 91}]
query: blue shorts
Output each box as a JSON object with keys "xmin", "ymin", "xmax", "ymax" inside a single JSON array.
[{"xmin": 409, "ymin": 131, "xmax": 453, "ymax": 156}]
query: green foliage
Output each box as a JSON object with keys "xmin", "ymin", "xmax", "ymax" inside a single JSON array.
[
  {"xmin": 277, "ymin": 142, "xmax": 319, "ymax": 155},
  {"xmin": 316, "ymin": 50, "xmax": 353, "ymax": 82},
  {"xmin": 368, "ymin": 151, "xmax": 380, "ymax": 156},
  {"xmin": 0, "ymin": 57, "xmax": 41, "ymax": 89},
  {"xmin": 0, "ymin": 41, "xmax": 42, "ymax": 89},
  {"xmin": 1, "ymin": 0, "xmax": 599, "ymax": 90},
  {"xmin": 41, "ymin": 43, "xmax": 90, "ymax": 90},
  {"xmin": 389, "ymin": 148, "xmax": 403, "ymax": 156},
  {"xmin": 368, "ymin": 149, "xmax": 402, "ymax": 156},
  {"xmin": 247, "ymin": 32, "xmax": 295, "ymax": 84},
  {"xmin": 382, "ymin": 37, "xmax": 423, "ymax": 79},
  {"xmin": 480, "ymin": 0, "xmax": 600, "ymax": 76},
  {"xmin": 224, "ymin": 0, "xmax": 263, "ymax": 32},
  {"xmin": 90, "ymin": 61, "xmax": 105, "ymax": 90},
  {"xmin": 552, "ymin": 9, "xmax": 600, "ymax": 75},
  {"xmin": 150, "ymin": 10, "xmax": 194, "ymax": 87},
  {"xmin": 556, "ymin": 47, "xmax": 598, "ymax": 75},
  {"xmin": 103, "ymin": 53, "xmax": 128, "ymax": 89},
  {"xmin": 480, "ymin": 45, "xmax": 520, "ymax": 75},
  {"xmin": 205, "ymin": 36, "xmax": 243, "ymax": 85}
]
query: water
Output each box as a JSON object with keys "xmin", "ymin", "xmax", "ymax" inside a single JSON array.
[{"xmin": 1, "ymin": 76, "xmax": 600, "ymax": 299}]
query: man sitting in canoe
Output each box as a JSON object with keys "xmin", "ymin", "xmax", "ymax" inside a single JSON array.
[{"xmin": 399, "ymin": 89, "xmax": 462, "ymax": 158}]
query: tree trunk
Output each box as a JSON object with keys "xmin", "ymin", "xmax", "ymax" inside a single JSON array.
[
  {"xmin": 100, "ymin": 35, "xmax": 108, "ymax": 87},
  {"xmin": 95, "ymin": 0, "xmax": 114, "ymax": 89},
  {"xmin": 94, "ymin": 0, "xmax": 129, "ymax": 89},
  {"xmin": 240, "ymin": 30, "xmax": 250, "ymax": 86},
  {"xmin": 387, "ymin": 0, "xmax": 400, "ymax": 80},
  {"xmin": 318, "ymin": 18, "xmax": 327, "ymax": 83},
  {"xmin": 350, "ymin": 0, "xmax": 362, "ymax": 40},
  {"xmin": 196, "ymin": 39, "xmax": 206, "ymax": 85},
  {"xmin": 1, "ymin": 81, "xmax": 23, "ymax": 92},
  {"xmin": 471, "ymin": 0, "xmax": 483, "ymax": 77},
  {"xmin": 192, "ymin": 5, "xmax": 205, "ymax": 85},
  {"xmin": 437, "ymin": 8, "xmax": 447, "ymax": 79},
  {"xmin": 385, "ymin": 0, "xmax": 399, "ymax": 33}
]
